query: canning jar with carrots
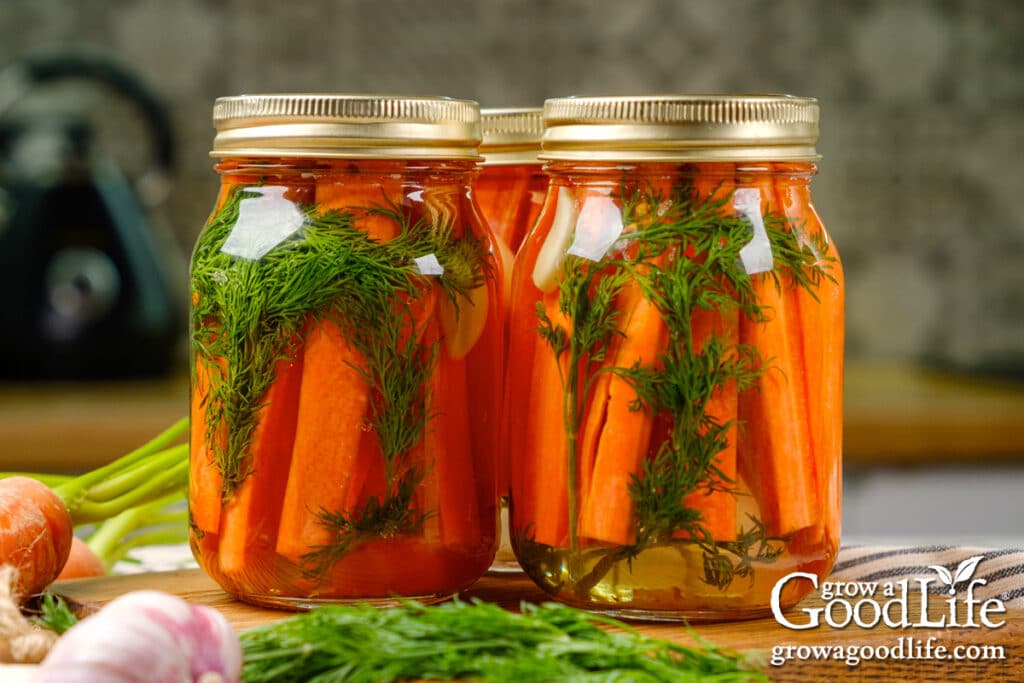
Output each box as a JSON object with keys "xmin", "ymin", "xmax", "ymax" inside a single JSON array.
[
  {"xmin": 476, "ymin": 108, "xmax": 548, "ymax": 255},
  {"xmin": 505, "ymin": 95, "xmax": 844, "ymax": 620},
  {"xmin": 475, "ymin": 107, "xmax": 549, "ymax": 573},
  {"xmin": 188, "ymin": 95, "xmax": 502, "ymax": 608}
]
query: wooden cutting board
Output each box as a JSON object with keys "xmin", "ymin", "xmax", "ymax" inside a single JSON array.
[{"xmin": 45, "ymin": 568, "xmax": 1023, "ymax": 681}]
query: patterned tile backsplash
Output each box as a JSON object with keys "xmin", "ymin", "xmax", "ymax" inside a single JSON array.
[{"xmin": 1, "ymin": 0, "xmax": 1021, "ymax": 372}]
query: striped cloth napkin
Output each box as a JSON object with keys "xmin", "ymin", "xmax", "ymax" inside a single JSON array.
[{"xmin": 831, "ymin": 545, "xmax": 1024, "ymax": 609}]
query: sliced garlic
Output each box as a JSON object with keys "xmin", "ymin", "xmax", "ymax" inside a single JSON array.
[
  {"xmin": 531, "ymin": 186, "xmax": 577, "ymax": 293},
  {"xmin": 440, "ymin": 282, "xmax": 489, "ymax": 360}
]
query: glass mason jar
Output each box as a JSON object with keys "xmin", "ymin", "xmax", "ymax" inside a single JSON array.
[
  {"xmin": 506, "ymin": 95, "xmax": 844, "ymax": 620},
  {"xmin": 476, "ymin": 108, "xmax": 549, "ymax": 573},
  {"xmin": 476, "ymin": 108, "xmax": 548, "ymax": 254},
  {"xmin": 188, "ymin": 95, "xmax": 503, "ymax": 609}
]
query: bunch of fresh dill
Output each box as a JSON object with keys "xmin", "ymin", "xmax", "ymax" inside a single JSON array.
[{"xmin": 239, "ymin": 599, "xmax": 766, "ymax": 682}]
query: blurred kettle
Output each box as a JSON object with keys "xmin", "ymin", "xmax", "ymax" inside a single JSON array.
[{"xmin": 0, "ymin": 53, "xmax": 183, "ymax": 380}]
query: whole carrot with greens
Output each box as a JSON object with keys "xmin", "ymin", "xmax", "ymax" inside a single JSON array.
[
  {"xmin": 0, "ymin": 477, "xmax": 72, "ymax": 597},
  {"xmin": 0, "ymin": 418, "xmax": 188, "ymax": 597}
]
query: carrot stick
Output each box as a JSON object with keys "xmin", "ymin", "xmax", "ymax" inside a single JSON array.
[
  {"xmin": 316, "ymin": 167, "xmax": 401, "ymax": 242},
  {"xmin": 738, "ymin": 281, "xmax": 817, "ymax": 537},
  {"xmin": 189, "ymin": 355, "xmax": 224, "ymax": 535},
  {"xmin": 274, "ymin": 171, "xmax": 405, "ymax": 562},
  {"xmin": 680, "ymin": 306, "xmax": 739, "ymax": 542},
  {"xmin": 505, "ymin": 187, "xmax": 563, "ymax": 510},
  {"xmin": 576, "ymin": 368, "xmax": 612, "ymax": 520},
  {"xmin": 218, "ymin": 353, "xmax": 304, "ymax": 580},
  {"xmin": 736, "ymin": 173, "xmax": 819, "ymax": 538},
  {"xmin": 419, "ymin": 315, "xmax": 482, "ymax": 549},
  {"xmin": 575, "ymin": 234, "xmax": 637, "ymax": 518},
  {"xmin": 338, "ymin": 418, "xmax": 388, "ymax": 537},
  {"xmin": 424, "ymin": 180, "xmax": 498, "ymax": 523},
  {"xmin": 461, "ymin": 269, "xmax": 503, "ymax": 513},
  {"xmin": 578, "ymin": 287, "xmax": 666, "ymax": 546},
  {"xmin": 774, "ymin": 169, "xmax": 844, "ymax": 548},
  {"xmin": 299, "ymin": 290, "xmax": 436, "ymax": 552},
  {"xmin": 575, "ymin": 175, "xmax": 674, "ymax": 547},
  {"xmin": 519, "ymin": 291, "xmax": 572, "ymax": 548},
  {"xmin": 275, "ymin": 320, "xmax": 371, "ymax": 561},
  {"xmin": 475, "ymin": 169, "xmax": 534, "ymax": 251},
  {"xmin": 679, "ymin": 164, "xmax": 739, "ymax": 542}
]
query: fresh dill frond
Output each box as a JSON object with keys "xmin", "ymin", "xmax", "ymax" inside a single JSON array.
[
  {"xmin": 301, "ymin": 467, "xmax": 433, "ymax": 578},
  {"xmin": 702, "ymin": 515, "xmax": 786, "ymax": 591},
  {"xmin": 239, "ymin": 599, "xmax": 768, "ymax": 683}
]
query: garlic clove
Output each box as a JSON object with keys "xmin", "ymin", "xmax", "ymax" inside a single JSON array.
[
  {"xmin": 531, "ymin": 186, "xmax": 577, "ymax": 293},
  {"xmin": 37, "ymin": 590, "xmax": 241, "ymax": 683},
  {"xmin": 439, "ymin": 282, "xmax": 489, "ymax": 360}
]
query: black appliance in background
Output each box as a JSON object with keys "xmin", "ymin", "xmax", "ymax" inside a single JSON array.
[{"xmin": 0, "ymin": 53, "xmax": 183, "ymax": 380}]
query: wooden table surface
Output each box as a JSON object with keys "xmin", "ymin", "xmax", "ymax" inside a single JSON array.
[
  {"xmin": 45, "ymin": 567, "xmax": 1024, "ymax": 681},
  {"xmin": 3, "ymin": 361, "xmax": 1024, "ymax": 473}
]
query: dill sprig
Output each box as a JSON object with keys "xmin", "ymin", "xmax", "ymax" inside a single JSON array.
[
  {"xmin": 239, "ymin": 599, "xmax": 767, "ymax": 683},
  {"xmin": 302, "ymin": 467, "xmax": 432, "ymax": 579},
  {"xmin": 702, "ymin": 515, "xmax": 786, "ymax": 591},
  {"xmin": 537, "ymin": 259, "xmax": 631, "ymax": 554},
  {"xmin": 522, "ymin": 177, "xmax": 827, "ymax": 595},
  {"xmin": 190, "ymin": 186, "xmax": 486, "ymax": 573}
]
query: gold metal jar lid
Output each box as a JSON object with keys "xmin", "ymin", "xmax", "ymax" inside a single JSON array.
[
  {"xmin": 480, "ymin": 108, "xmax": 543, "ymax": 165},
  {"xmin": 540, "ymin": 94, "xmax": 820, "ymax": 162},
  {"xmin": 211, "ymin": 94, "xmax": 482, "ymax": 160}
]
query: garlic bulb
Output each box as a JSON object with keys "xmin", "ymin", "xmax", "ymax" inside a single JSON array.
[{"xmin": 38, "ymin": 591, "xmax": 241, "ymax": 683}]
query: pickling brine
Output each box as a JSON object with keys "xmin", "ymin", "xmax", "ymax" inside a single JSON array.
[
  {"xmin": 188, "ymin": 95, "xmax": 502, "ymax": 608},
  {"xmin": 505, "ymin": 95, "xmax": 843, "ymax": 620}
]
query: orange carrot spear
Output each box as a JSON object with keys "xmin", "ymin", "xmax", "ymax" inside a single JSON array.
[
  {"xmin": 519, "ymin": 291, "xmax": 572, "ymax": 548},
  {"xmin": 475, "ymin": 169, "xmax": 534, "ymax": 252},
  {"xmin": 218, "ymin": 353, "xmax": 304, "ymax": 582},
  {"xmin": 576, "ymin": 176, "xmax": 674, "ymax": 547},
  {"xmin": 189, "ymin": 355, "xmax": 224, "ymax": 535},
  {"xmin": 774, "ymin": 168, "xmax": 844, "ymax": 547},
  {"xmin": 504, "ymin": 188, "xmax": 563, "ymax": 509},
  {"xmin": 275, "ymin": 171, "xmax": 403, "ymax": 561},
  {"xmin": 275, "ymin": 321, "xmax": 371, "ymax": 561},
  {"xmin": 682, "ymin": 306, "xmax": 739, "ymax": 542},
  {"xmin": 419, "ymin": 313, "xmax": 482, "ymax": 549},
  {"xmin": 680, "ymin": 164, "xmax": 740, "ymax": 542},
  {"xmin": 736, "ymin": 172, "xmax": 819, "ymax": 538},
  {"xmin": 578, "ymin": 287, "xmax": 666, "ymax": 546}
]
